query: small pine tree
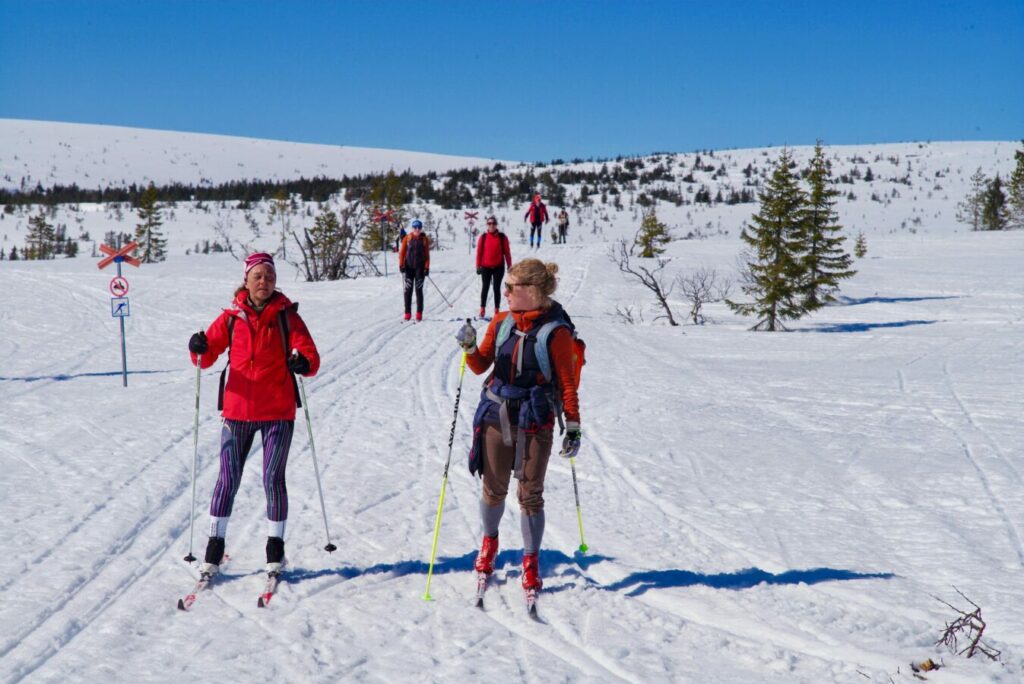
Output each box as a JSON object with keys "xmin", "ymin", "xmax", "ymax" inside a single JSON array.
[
  {"xmin": 134, "ymin": 183, "xmax": 167, "ymax": 262},
  {"xmin": 634, "ymin": 209, "xmax": 671, "ymax": 257},
  {"xmin": 956, "ymin": 168, "xmax": 988, "ymax": 231},
  {"xmin": 1006, "ymin": 142, "xmax": 1024, "ymax": 229},
  {"xmin": 360, "ymin": 171, "xmax": 410, "ymax": 254},
  {"xmin": 9, "ymin": 246, "xmax": 19, "ymax": 261},
  {"xmin": 854, "ymin": 232, "xmax": 867, "ymax": 258},
  {"xmin": 727, "ymin": 149, "xmax": 807, "ymax": 331},
  {"xmin": 799, "ymin": 142, "xmax": 856, "ymax": 311},
  {"xmin": 25, "ymin": 211, "xmax": 56, "ymax": 260},
  {"xmin": 980, "ymin": 175, "xmax": 1009, "ymax": 231},
  {"xmin": 267, "ymin": 189, "xmax": 297, "ymax": 258}
]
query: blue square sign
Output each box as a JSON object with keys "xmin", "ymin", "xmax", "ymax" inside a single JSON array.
[{"xmin": 111, "ymin": 297, "xmax": 130, "ymax": 317}]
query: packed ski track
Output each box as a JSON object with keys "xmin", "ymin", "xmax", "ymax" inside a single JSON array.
[{"xmin": 4, "ymin": 229, "xmax": 1024, "ymax": 677}]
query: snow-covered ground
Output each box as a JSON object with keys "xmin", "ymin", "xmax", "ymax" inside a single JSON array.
[{"xmin": 1, "ymin": 122, "xmax": 1022, "ymax": 682}]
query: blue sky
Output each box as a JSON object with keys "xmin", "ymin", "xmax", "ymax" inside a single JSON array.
[{"xmin": 2, "ymin": 0, "xmax": 1021, "ymax": 161}]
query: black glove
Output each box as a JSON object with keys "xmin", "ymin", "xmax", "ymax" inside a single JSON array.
[
  {"xmin": 424, "ymin": 268, "xmax": 430, "ymax": 277},
  {"xmin": 189, "ymin": 331, "xmax": 208, "ymax": 354},
  {"xmin": 476, "ymin": 267, "xmax": 483, "ymax": 275},
  {"xmin": 288, "ymin": 351, "xmax": 311, "ymax": 375},
  {"xmin": 561, "ymin": 428, "xmax": 582, "ymax": 458}
]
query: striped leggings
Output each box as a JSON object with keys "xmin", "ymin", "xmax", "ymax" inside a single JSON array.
[{"xmin": 209, "ymin": 419, "xmax": 294, "ymax": 522}]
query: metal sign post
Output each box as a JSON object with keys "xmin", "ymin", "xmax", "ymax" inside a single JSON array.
[{"xmin": 98, "ymin": 241, "xmax": 140, "ymax": 387}]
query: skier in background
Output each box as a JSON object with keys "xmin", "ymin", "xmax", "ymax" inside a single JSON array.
[
  {"xmin": 523, "ymin": 194, "xmax": 548, "ymax": 249},
  {"xmin": 187, "ymin": 252, "xmax": 320, "ymax": 578},
  {"xmin": 556, "ymin": 209, "xmax": 569, "ymax": 244},
  {"xmin": 454, "ymin": 258, "xmax": 583, "ymax": 601},
  {"xmin": 399, "ymin": 219, "xmax": 431, "ymax": 321},
  {"xmin": 475, "ymin": 215, "xmax": 512, "ymax": 319}
]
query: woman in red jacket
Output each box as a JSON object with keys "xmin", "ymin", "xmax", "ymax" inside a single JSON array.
[
  {"xmin": 475, "ymin": 215, "xmax": 512, "ymax": 319},
  {"xmin": 454, "ymin": 258, "xmax": 582, "ymax": 604},
  {"xmin": 188, "ymin": 252, "xmax": 320, "ymax": 576}
]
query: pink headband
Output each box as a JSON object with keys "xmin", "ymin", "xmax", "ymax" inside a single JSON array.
[{"xmin": 244, "ymin": 252, "xmax": 275, "ymax": 276}]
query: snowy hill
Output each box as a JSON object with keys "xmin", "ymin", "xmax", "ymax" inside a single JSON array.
[
  {"xmin": 1, "ymin": 122, "xmax": 1023, "ymax": 683},
  {"xmin": 0, "ymin": 119, "xmax": 500, "ymax": 190}
]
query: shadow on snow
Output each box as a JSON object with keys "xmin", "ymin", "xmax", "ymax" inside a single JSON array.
[
  {"xmin": 271, "ymin": 550, "xmax": 892, "ymax": 597},
  {"xmin": 804, "ymin": 320, "xmax": 937, "ymax": 333},
  {"xmin": 602, "ymin": 566, "xmax": 895, "ymax": 597},
  {"xmin": 0, "ymin": 369, "xmax": 174, "ymax": 382},
  {"xmin": 834, "ymin": 295, "xmax": 959, "ymax": 306}
]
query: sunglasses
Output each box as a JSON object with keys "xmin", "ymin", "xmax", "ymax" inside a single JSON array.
[
  {"xmin": 504, "ymin": 282, "xmax": 532, "ymax": 292},
  {"xmin": 486, "ymin": 221, "xmax": 497, "ymax": 225}
]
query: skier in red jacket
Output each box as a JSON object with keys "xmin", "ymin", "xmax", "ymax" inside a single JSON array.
[
  {"xmin": 523, "ymin": 195, "xmax": 548, "ymax": 249},
  {"xmin": 475, "ymin": 215, "xmax": 512, "ymax": 319},
  {"xmin": 187, "ymin": 252, "xmax": 320, "ymax": 576}
]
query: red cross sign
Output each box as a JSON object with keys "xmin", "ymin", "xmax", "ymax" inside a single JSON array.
[
  {"xmin": 98, "ymin": 241, "xmax": 141, "ymax": 270},
  {"xmin": 464, "ymin": 212, "xmax": 479, "ymax": 221}
]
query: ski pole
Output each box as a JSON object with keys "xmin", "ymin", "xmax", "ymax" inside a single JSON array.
[
  {"xmin": 424, "ymin": 349, "xmax": 468, "ymax": 600},
  {"xmin": 426, "ymin": 274, "xmax": 454, "ymax": 309},
  {"xmin": 569, "ymin": 457, "xmax": 589, "ymax": 553},
  {"xmin": 295, "ymin": 367, "xmax": 337, "ymax": 553},
  {"xmin": 184, "ymin": 353, "xmax": 201, "ymax": 563}
]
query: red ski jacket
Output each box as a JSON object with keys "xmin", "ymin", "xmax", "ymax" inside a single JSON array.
[
  {"xmin": 476, "ymin": 230, "xmax": 512, "ymax": 270},
  {"xmin": 191, "ymin": 291, "xmax": 320, "ymax": 421},
  {"xmin": 524, "ymin": 202, "xmax": 548, "ymax": 224}
]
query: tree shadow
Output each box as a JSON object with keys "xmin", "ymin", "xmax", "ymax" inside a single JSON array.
[
  {"xmin": 834, "ymin": 295, "xmax": 959, "ymax": 306},
  {"xmin": 0, "ymin": 369, "xmax": 175, "ymax": 382},
  {"xmin": 603, "ymin": 566, "xmax": 895, "ymax": 597},
  {"xmin": 805, "ymin": 320, "xmax": 937, "ymax": 333}
]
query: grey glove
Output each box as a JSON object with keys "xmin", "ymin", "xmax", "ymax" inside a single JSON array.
[
  {"xmin": 455, "ymin": 320, "xmax": 477, "ymax": 352},
  {"xmin": 560, "ymin": 424, "xmax": 581, "ymax": 458}
]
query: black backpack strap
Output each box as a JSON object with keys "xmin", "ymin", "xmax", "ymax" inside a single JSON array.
[
  {"xmin": 217, "ymin": 315, "xmax": 236, "ymax": 411},
  {"xmin": 279, "ymin": 307, "xmax": 302, "ymax": 409}
]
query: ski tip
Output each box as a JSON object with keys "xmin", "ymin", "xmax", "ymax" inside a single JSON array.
[
  {"xmin": 177, "ymin": 598, "xmax": 187, "ymax": 611},
  {"xmin": 257, "ymin": 597, "xmax": 266, "ymax": 608}
]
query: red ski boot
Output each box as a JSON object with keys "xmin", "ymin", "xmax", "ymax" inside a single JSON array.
[
  {"xmin": 521, "ymin": 553, "xmax": 542, "ymax": 590},
  {"xmin": 474, "ymin": 535, "xmax": 499, "ymax": 574}
]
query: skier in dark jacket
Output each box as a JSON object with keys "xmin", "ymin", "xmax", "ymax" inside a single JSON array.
[
  {"xmin": 475, "ymin": 215, "xmax": 512, "ymax": 319},
  {"xmin": 454, "ymin": 258, "xmax": 582, "ymax": 601},
  {"xmin": 523, "ymin": 195, "xmax": 548, "ymax": 249},
  {"xmin": 187, "ymin": 252, "xmax": 321, "ymax": 577},
  {"xmin": 399, "ymin": 219, "xmax": 431, "ymax": 321}
]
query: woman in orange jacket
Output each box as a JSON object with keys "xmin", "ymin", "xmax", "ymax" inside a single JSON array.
[{"xmin": 454, "ymin": 258, "xmax": 582, "ymax": 602}]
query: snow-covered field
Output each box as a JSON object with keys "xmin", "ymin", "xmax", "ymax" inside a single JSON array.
[{"xmin": 1, "ymin": 122, "xmax": 1022, "ymax": 682}]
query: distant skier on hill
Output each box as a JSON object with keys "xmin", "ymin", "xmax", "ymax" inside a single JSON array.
[
  {"xmin": 187, "ymin": 252, "xmax": 321, "ymax": 578},
  {"xmin": 556, "ymin": 209, "xmax": 569, "ymax": 244},
  {"xmin": 399, "ymin": 219, "xmax": 431, "ymax": 321},
  {"xmin": 523, "ymin": 195, "xmax": 548, "ymax": 249},
  {"xmin": 475, "ymin": 215, "xmax": 512, "ymax": 319},
  {"xmin": 454, "ymin": 258, "xmax": 583, "ymax": 609}
]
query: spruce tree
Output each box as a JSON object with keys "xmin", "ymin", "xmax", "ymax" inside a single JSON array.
[
  {"xmin": 956, "ymin": 168, "xmax": 988, "ymax": 231},
  {"xmin": 134, "ymin": 183, "xmax": 166, "ymax": 262},
  {"xmin": 634, "ymin": 209, "xmax": 671, "ymax": 257},
  {"xmin": 980, "ymin": 175, "xmax": 1009, "ymax": 231},
  {"xmin": 799, "ymin": 142, "xmax": 856, "ymax": 311},
  {"xmin": 361, "ymin": 171, "xmax": 409, "ymax": 253},
  {"xmin": 727, "ymin": 149, "xmax": 806, "ymax": 331},
  {"xmin": 854, "ymin": 232, "xmax": 867, "ymax": 259},
  {"xmin": 1006, "ymin": 142, "xmax": 1024, "ymax": 229},
  {"xmin": 25, "ymin": 211, "xmax": 55, "ymax": 260}
]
